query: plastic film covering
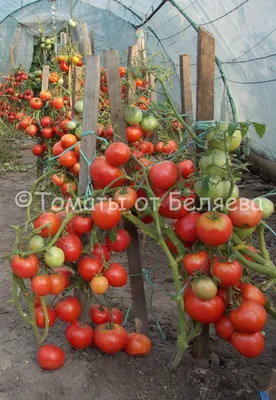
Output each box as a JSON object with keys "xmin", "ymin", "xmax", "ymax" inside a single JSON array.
[{"xmin": 0, "ymin": 0, "xmax": 275, "ymax": 160}]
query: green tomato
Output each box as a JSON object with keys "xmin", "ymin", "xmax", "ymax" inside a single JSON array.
[
  {"xmin": 41, "ymin": 37, "xmax": 46, "ymax": 42},
  {"xmin": 124, "ymin": 106, "xmax": 143, "ymax": 125},
  {"xmin": 192, "ymin": 277, "xmax": 217, "ymax": 300},
  {"xmin": 206, "ymin": 128, "xmax": 242, "ymax": 152},
  {"xmin": 44, "ymin": 246, "xmax": 65, "ymax": 268},
  {"xmin": 254, "ymin": 197, "xmax": 274, "ymax": 220},
  {"xmin": 45, "ymin": 38, "xmax": 52, "ymax": 45},
  {"xmin": 67, "ymin": 120, "xmax": 77, "ymax": 132},
  {"xmin": 69, "ymin": 19, "xmax": 77, "ymax": 28},
  {"xmin": 58, "ymin": 78, "xmax": 64, "ymax": 85},
  {"xmin": 40, "ymin": 43, "xmax": 46, "ymax": 48},
  {"xmin": 29, "ymin": 235, "xmax": 45, "ymax": 252},
  {"xmin": 34, "ymin": 69, "xmax": 43, "ymax": 78},
  {"xmin": 229, "ymin": 130, "xmax": 242, "ymax": 152},
  {"xmin": 140, "ymin": 115, "xmax": 158, "ymax": 132},
  {"xmin": 234, "ymin": 226, "xmax": 256, "ymax": 239},
  {"xmin": 46, "ymin": 45, "xmax": 52, "ymax": 50},
  {"xmin": 74, "ymin": 100, "xmax": 84, "ymax": 114},
  {"xmin": 221, "ymin": 180, "xmax": 239, "ymax": 201},
  {"xmin": 199, "ymin": 150, "xmax": 228, "ymax": 178},
  {"xmin": 195, "ymin": 177, "xmax": 224, "ymax": 202},
  {"xmin": 75, "ymin": 125, "xmax": 82, "ymax": 140}
]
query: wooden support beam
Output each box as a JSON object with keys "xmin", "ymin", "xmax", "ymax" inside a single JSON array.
[
  {"xmin": 104, "ymin": 49, "xmax": 127, "ymax": 142},
  {"xmin": 180, "ymin": 54, "xmax": 193, "ymax": 125},
  {"xmin": 41, "ymin": 65, "xmax": 49, "ymax": 91},
  {"xmin": 193, "ymin": 27, "xmax": 215, "ymax": 360},
  {"xmin": 71, "ymin": 66, "xmax": 83, "ymax": 120},
  {"xmin": 90, "ymin": 30, "xmax": 95, "ymax": 55},
  {"xmin": 76, "ymin": 55, "xmax": 100, "ymax": 321},
  {"xmin": 105, "ymin": 48, "xmax": 149, "ymax": 335},
  {"xmin": 81, "ymin": 23, "xmax": 92, "ymax": 58}
]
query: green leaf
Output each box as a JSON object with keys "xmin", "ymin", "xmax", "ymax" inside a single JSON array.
[
  {"xmin": 252, "ymin": 122, "xmax": 266, "ymax": 138},
  {"xmin": 239, "ymin": 122, "xmax": 250, "ymax": 137},
  {"xmin": 108, "ymin": 228, "xmax": 118, "ymax": 243},
  {"xmin": 228, "ymin": 122, "xmax": 239, "ymax": 137}
]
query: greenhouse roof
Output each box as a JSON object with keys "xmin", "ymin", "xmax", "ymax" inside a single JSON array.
[{"xmin": 0, "ymin": 0, "xmax": 276, "ymax": 160}]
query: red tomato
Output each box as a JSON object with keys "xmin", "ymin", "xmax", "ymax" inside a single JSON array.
[
  {"xmin": 172, "ymin": 120, "xmax": 184, "ymax": 132},
  {"xmin": 30, "ymin": 97, "xmax": 43, "ymax": 110},
  {"xmin": 78, "ymin": 256, "xmax": 103, "ymax": 281},
  {"xmin": 124, "ymin": 333, "xmax": 151, "ymax": 356},
  {"xmin": 90, "ymin": 276, "xmax": 109, "ymax": 294},
  {"xmin": 159, "ymin": 191, "xmax": 194, "ymax": 219},
  {"xmin": 241, "ymin": 245, "xmax": 258, "ymax": 262},
  {"xmin": 94, "ymin": 323, "xmax": 128, "ymax": 354},
  {"xmin": 196, "ymin": 212, "xmax": 233, "ymax": 246},
  {"xmin": 72, "ymin": 215, "xmax": 93, "ymax": 235},
  {"xmin": 53, "ymin": 97, "xmax": 64, "ymax": 110},
  {"xmin": 55, "ymin": 297, "xmax": 82, "ymax": 322},
  {"xmin": 231, "ymin": 332, "xmax": 264, "ymax": 358},
  {"xmin": 138, "ymin": 141, "xmax": 155, "ymax": 155},
  {"xmin": 92, "ymin": 201, "xmax": 121, "ymax": 230},
  {"xmin": 184, "ymin": 290, "xmax": 225, "ymax": 324},
  {"xmin": 215, "ymin": 316, "xmax": 235, "ymax": 341},
  {"xmin": 90, "ymin": 157, "xmax": 125, "ymax": 189},
  {"xmin": 126, "ymin": 125, "xmax": 143, "ymax": 142},
  {"xmin": 114, "ymin": 187, "xmax": 137, "ymax": 210},
  {"xmin": 52, "ymin": 141, "xmax": 64, "ymax": 156},
  {"xmin": 212, "ymin": 259, "xmax": 243, "ymax": 288},
  {"xmin": 37, "ymin": 344, "xmax": 65, "ymax": 370},
  {"xmin": 105, "ymin": 142, "xmax": 131, "ymax": 165},
  {"xmin": 104, "ymin": 263, "xmax": 127, "ymax": 287},
  {"xmin": 106, "ymin": 229, "xmax": 131, "ymax": 252},
  {"xmin": 60, "ymin": 182, "xmax": 77, "ymax": 196},
  {"xmin": 110, "ymin": 308, "xmax": 123, "ymax": 325},
  {"xmin": 32, "ymin": 144, "xmax": 44, "ymax": 156},
  {"xmin": 31, "ymin": 275, "xmax": 51, "ymax": 296},
  {"xmin": 91, "ymin": 304, "xmax": 111, "ymax": 324},
  {"xmin": 39, "ymin": 91, "xmax": 51, "ymax": 101},
  {"xmin": 51, "ymin": 173, "xmax": 65, "ymax": 186},
  {"xmin": 56, "ymin": 234, "xmax": 82, "ymax": 262},
  {"xmin": 230, "ymin": 301, "xmax": 267, "ymax": 333},
  {"xmin": 175, "ymin": 212, "xmax": 201, "ymax": 244},
  {"xmin": 25, "ymin": 125, "xmax": 38, "ymax": 136},
  {"xmin": 35, "ymin": 305, "xmax": 56, "ymax": 328},
  {"xmin": 49, "ymin": 274, "xmax": 65, "ymax": 295},
  {"xmin": 163, "ymin": 140, "xmax": 179, "ymax": 154},
  {"xmin": 56, "ymin": 267, "xmax": 73, "ymax": 289},
  {"xmin": 178, "ymin": 160, "xmax": 195, "ymax": 178},
  {"xmin": 92, "ymin": 243, "xmax": 111, "ymax": 261},
  {"xmin": 149, "ymin": 161, "xmax": 179, "ymax": 190},
  {"xmin": 228, "ymin": 198, "xmax": 262, "ymax": 228},
  {"xmin": 61, "ymin": 133, "xmax": 78, "ymax": 149},
  {"xmin": 239, "ymin": 283, "xmax": 266, "ymax": 306},
  {"xmin": 40, "ymin": 116, "xmax": 52, "ymax": 128},
  {"xmin": 66, "ymin": 321, "xmax": 93, "ymax": 349},
  {"xmin": 155, "ymin": 141, "xmax": 165, "ymax": 153},
  {"xmin": 11, "ymin": 254, "xmax": 39, "ymax": 279},
  {"xmin": 59, "ymin": 151, "xmax": 78, "ymax": 168},
  {"xmin": 34, "ymin": 212, "xmax": 61, "ymax": 238},
  {"xmin": 59, "ymin": 61, "xmax": 70, "ymax": 73},
  {"xmin": 165, "ymin": 237, "xmax": 178, "ymax": 254},
  {"xmin": 42, "ymin": 127, "xmax": 54, "ymax": 139},
  {"xmin": 182, "ymin": 251, "xmax": 210, "ymax": 275}
]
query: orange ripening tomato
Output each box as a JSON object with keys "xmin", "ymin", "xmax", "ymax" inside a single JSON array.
[{"xmin": 49, "ymin": 72, "xmax": 59, "ymax": 83}]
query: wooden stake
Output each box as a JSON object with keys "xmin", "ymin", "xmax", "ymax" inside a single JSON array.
[
  {"xmin": 75, "ymin": 56, "xmax": 100, "ymax": 321},
  {"xmin": 127, "ymin": 45, "xmax": 138, "ymax": 104},
  {"xmin": 41, "ymin": 65, "xmax": 49, "ymax": 91},
  {"xmin": 180, "ymin": 54, "xmax": 193, "ymax": 125},
  {"xmin": 81, "ymin": 23, "xmax": 92, "ymax": 57},
  {"xmin": 90, "ymin": 30, "xmax": 95, "ymax": 55},
  {"xmin": 104, "ymin": 49, "xmax": 149, "ymax": 335},
  {"xmin": 71, "ymin": 66, "xmax": 82, "ymax": 121},
  {"xmin": 104, "ymin": 49, "xmax": 127, "ymax": 142},
  {"xmin": 193, "ymin": 27, "xmax": 215, "ymax": 360}
]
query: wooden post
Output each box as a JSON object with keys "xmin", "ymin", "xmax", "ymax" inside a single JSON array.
[
  {"xmin": 104, "ymin": 49, "xmax": 149, "ymax": 335},
  {"xmin": 90, "ymin": 30, "xmax": 95, "ymax": 55},
  {"xmin": 81, "ymin": 23, "xmax": 92, "ymax": 60},
  {"xmin": 179, "ymin": 54, "xmax": 193, "ymax": 148},
  {"xmin": 75, "ymin": 55, "xmax": 101, "ymax": 321},
  {"xmin": 41, "ymin": 65, "xmax": 49, "ymax": 91},
  {"xmin": 127, "ymin": 45, "xmax": 138, "ymax": 104},
  {"xmin": 71, "ymin": 67, "xmax": 82, "ymax": 120},
  {"xmin": 193, "ymin": 27, "xmax": 215, "ymax": 360},
  {"xmin": 179, "ymin": 54, "xmax": 193, "ymax": 125},
  {"xmin": 59, "ymin": 32, "xmax": 67, "ymax": 50},
  {"xmin": 104, "ymin": 49, "xmax": 127, "ymax": 142}
]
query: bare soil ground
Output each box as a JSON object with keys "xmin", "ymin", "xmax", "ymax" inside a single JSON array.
[{"xmin": 0, "ymin": 147, "xmax": 275, "ymax": 400}]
